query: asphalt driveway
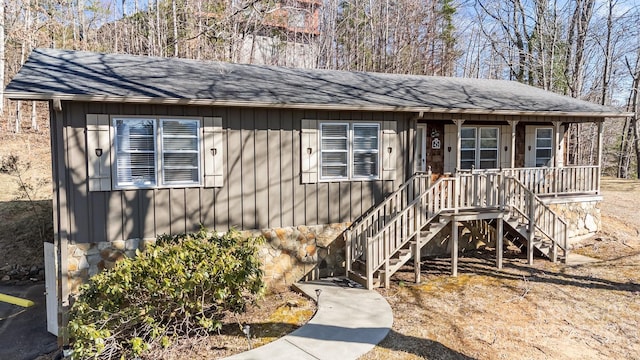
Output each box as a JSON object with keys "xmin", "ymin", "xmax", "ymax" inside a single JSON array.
[{"xmin": 0, "ymin": 282, "xmax": 58, "ymax": 360}]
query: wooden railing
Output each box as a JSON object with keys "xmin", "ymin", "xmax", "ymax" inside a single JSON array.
[
  {"xmin": 470, "ymin": 166, "xmax": 600, "ymax": 196},
  {"xmin": 364, "ymin": 177, "xmax": 455, "ymax": 288},
  {"xmin": 503, "ymin": 176, "xmax": 568, "ymax": 261},
  {"xmin": 457, "ymin": 172, "xmax": 503, "ymax": 208},
  {"xmin": 345, "ymin": 171, "xmax": 432, "ymax": 274},
  {"xmin": 347, "ymin": 170, "xmax": 570, "ymax": 287}
]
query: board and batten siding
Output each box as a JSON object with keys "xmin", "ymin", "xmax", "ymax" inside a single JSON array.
[{"xmin": 56, "ymin": 102, "xmax": 410, "ymax": 244}]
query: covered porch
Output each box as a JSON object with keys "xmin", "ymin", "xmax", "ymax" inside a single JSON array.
[{"xmin": 412, "ymin": 114, "xmax": 606, "ymax": 197}]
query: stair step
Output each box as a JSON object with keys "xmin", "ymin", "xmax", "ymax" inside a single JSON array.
[{"xmin": 347, "ymin": 270, "xmax": 380, "ymax": 288}]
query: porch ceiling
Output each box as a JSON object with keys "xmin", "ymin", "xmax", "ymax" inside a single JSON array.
[{"xmin": 5, "ymin": 48, "xmax": 630, "ymax": 118}]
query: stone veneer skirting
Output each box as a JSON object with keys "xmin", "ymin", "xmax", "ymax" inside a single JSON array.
[
  {"xmin": 65, "ymin": 200, "xmax": 598, "ymax": 296},
  {"xmin": 546, "ymin": 199, "xmax": 601, "ymax": 243},
  {"xmin": 66, "ymin": 223, "xmax": 350, "ymax": 296}
]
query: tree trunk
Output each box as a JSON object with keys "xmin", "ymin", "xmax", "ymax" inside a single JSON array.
[
  {"xmin": 0, "ymin": 0, "xmax": 5, "ymax": 115},
  {"xmin": 172, "ymin": 0, "xmax": 178, "ymax": 57}
]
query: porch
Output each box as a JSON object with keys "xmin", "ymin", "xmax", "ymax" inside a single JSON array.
[{"xmin": 344, "ymin": 165, "xmax": 601, "ymax": 289}]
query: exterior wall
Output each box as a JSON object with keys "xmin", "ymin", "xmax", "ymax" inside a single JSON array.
[
  {"xmin": 54, "ymin": 101, "xmax": 412, "ymax": 309},
  {"xmin": 57, "ymin": 102, "xmax": 411, "ymax": 246}
]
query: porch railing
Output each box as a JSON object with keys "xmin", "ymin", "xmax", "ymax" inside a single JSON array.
[
  {"xmin": 469, "ymin": 165, "xmax": 600, "ymax": 196},
  {"xmin": 503, "ymin": 176, "xmax": 569, "ymax": 261}
]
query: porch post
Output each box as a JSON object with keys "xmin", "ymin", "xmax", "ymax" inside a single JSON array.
[
  {"xmin": 496, "ymin": 216, "xmax": 503, "ymax": 270},
  {"xmin": 553, "ymin": 121, "xmax": 562, "ymax": 167},
  {"xmin": 451, "ymin": 219, "xmax": 458, "ymax": 276},
  {"xmin": 508, "ymin": 120, "xmax": 519, "ymax": 169},
  {"xmin": 597, "ymin": 121, "xmax": 604, "ymax": 194},
  {"xmin": 453, "ymin": 119, "xmax": 465, "ymax": 172}
]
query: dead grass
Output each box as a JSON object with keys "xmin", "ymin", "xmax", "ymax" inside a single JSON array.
[
  {"xmin": 361, "ymin": 178, "xmax": 640, "ymax": 360},
  {"xmin": 0, "ymin": 128, "xmax": 53, "ymax": 281}
]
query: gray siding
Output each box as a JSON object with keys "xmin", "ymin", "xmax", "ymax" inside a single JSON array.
[{"xmin": 58, "ymin": 102, "xmax": 411, "ymax": 244}]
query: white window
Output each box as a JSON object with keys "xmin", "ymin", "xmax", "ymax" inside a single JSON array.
[
  {"xmin": 460, "ymin": 127, "xmax": 499, "ymax": 170},
  {"xmin": 535, "ymin": 128, "xmax": 553, "ymax": 167},
  {"xmin": 319, "ymin": 122, "xmax": 379, "ymax": 180},
  {"xmin": 113, "ymin": 117, "xmax": 201, "ymax": 189}
]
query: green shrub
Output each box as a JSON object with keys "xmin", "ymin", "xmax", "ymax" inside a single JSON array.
[{"xmin": 68, "ymin": 228, "xmax": 264, "ymax": 359}]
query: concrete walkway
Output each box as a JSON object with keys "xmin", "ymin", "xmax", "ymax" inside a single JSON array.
[
  {"xmin": 224, "ymin": 278, "xmax": 393, "ymax": 360},
  {"xmin": 566, "ymin": 253, "xmax": 600, "ymax": 266}
]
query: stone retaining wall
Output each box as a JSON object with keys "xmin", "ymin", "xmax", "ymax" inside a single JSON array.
[
  {"xmin": 66, "ymin": 223, "xmax": 350, "ymax": 296},
  {"xmin": 547, "ymin": 199, "xmax": 601, "ymax": 242}
]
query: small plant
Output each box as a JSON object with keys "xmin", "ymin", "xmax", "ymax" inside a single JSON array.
[{"xmin": 68, "ymin": 228, "xmax": 264, "ymax": 359}]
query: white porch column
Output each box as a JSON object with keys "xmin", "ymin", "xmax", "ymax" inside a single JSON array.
[
  {"xmin": 553, "ymin": 121, "xmax": 562, "ymax": 167},
  {"xmin": 453, "ymin": 119, "xmax": 465, "ymax": 172},
  {"xmin": 508, "ymin": 120, "xmax": 519, "ymax": 168},
  {"xmin": 597, "ymin": 121, "xmax": 604, "ymax": 194}
]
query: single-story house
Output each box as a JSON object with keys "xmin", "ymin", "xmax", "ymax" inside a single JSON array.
[{"xmin": 5, "ymin": 48, "xmax": 628, "ymax": 337}]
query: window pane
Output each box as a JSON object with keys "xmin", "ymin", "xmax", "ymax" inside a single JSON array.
[
  {"xmin": 480, "ymin": 128, "xmax": 498, "ymax": 139},
  {"xmin": 163, "ymin": 119, "xmax": 198, "ymax": 135},
  {"xmin": 461, "ymin": 139, "xmax": 476, "ymax": 149},
  {"xmin": 322, "ymin": 124, "xmax": 348, "ymax": 138},
  {"xmin": 162, "ymin": 119, "xmax": 200, "ymax": 184},
  {"xmin": 461, "ymin": 128, "xmax": 476, "ymax": 138},
  {"xmin": 536, "ymin": 138, "xmax": 552, "ymax": 148},
  {"xmin": 537, "ymin": 128, "xmax": 552, "ymax": 139},
  {"xmin": 114, "ymin": 119, "xmax": 156, "ymax": 187},
  {"xmin": 353, "ymin": 125, "xmax": 379, "ymax": 151},
  {"xmin": 536, "ymin": 149, "xmax": 552, "ymax": 159},
  {"xmin": 480, "ymin": 150, "xmax": 497, "ymax": 160},
  {"xmin": 322, "ymin": 166, "xmax": 347, "ymax": 177},
  {"xmin": 322, "ymin": 138, "xmax": 348, "ymax": 149},
  {"xmin": 353, "ymin": 125, "xmax": 379, "ymax": 178},
  {"xmin": 353, "ymin": 153, "xmax": 379, "ymax": 177},
  {"xmin": 320, "ymin": 124, "xmax": 349, "ymax": 179},
  {"xmin": 460, "ymin": 160, "xmax": 475, "ymax": 169},
  {"xmin": 461, "ymin": 149, "xmax": 475, "ymax": 161},
  {"xmin": 535, "ymin": 128, "xmax": 553, "ymax": 167},
  {"xmin": 164, "ymin": 138, "xmax": 198, "ymax": 151},
  {"xmin": 322, "ymin": 152, "xmax": 348, "ymax": 164},
  {"xmin": 480, "ymin": 139, "xmax": 497, "ymax": 148},
  {"xmin": 480, "ymin": 160, "xmax": 498, "ymax": 168}
]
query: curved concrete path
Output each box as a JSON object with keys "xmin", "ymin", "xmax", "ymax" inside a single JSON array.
[{"xmin": 224, "ymin": 278, "xmax": 393, "ymax": 360}]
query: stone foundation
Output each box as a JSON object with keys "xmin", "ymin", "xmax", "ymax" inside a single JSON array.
[
  {"xmin": 546, "ymin": 199, "xmax": 601, "ymax": 241},
  {"xmin": 65, "ymin": 223, "xmax": 350, "ymax": 296}
]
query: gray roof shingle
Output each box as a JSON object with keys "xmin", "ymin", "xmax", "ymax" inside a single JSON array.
[{"xmin": 4, "ymin": 48, "xmax": 625, "ymax": 117}]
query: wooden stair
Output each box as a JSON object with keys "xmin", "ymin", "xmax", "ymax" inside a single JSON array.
[
  {"xmin": 345, "ymin": 172, "xmax": 570, "ymax": 290},
  {"xmin": 347, "ymin": 219, "xmax": 449, "ymax": 288}
]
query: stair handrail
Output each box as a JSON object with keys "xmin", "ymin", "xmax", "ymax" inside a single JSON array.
[
  {"xmin": 504, "ymin": 176, "xmax": 568, "ymax": 253},
  {"xmin": 365, "ymin": 177, "xmax": 455, "ymax": 279},
  {"xmin": 345, "ymin": 170, "xmax": 432, "ymax": 273}
]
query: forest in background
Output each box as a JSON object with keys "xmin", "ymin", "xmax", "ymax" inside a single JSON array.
[{"xmin": 0, "ymin": 0, "xmax": 639, "ymax": 177}]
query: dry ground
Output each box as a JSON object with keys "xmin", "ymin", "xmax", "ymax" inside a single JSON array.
[
  {"xmin": 361, "ymin": 177, "xmax": 640, "ymax": 360},
  {"xmin": 0, "ymin": 130, "xmax": 53, "ymax": 282}
]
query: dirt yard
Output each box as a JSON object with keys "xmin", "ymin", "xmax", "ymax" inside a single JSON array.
[{"xmin": 361, "ymin": 178, "xmax": 640, "ymax": 360}]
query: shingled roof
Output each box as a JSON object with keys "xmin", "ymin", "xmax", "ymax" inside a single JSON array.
[{"xmin": 4, "ymin": 48, "xmax": 626, "ymax": 117}]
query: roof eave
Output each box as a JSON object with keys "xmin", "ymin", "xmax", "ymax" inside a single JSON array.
[{"xmin": 5, "ymin": 92, "xmax": 632, "ymax": 118}]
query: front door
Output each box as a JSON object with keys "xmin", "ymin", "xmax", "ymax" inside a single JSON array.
[{"xmin": 415, "ymin": 124, "xmax": 427, "ymax": 172}]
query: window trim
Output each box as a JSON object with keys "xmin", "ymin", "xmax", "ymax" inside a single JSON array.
[
  {"xmin": 318, "ymin": 121, "xmax": 381, "ymax": 182},
  {"xmin": 112, "ymin": 116, "xmax": 202, "ymax": 190},
  {"xmin": 460, "ymin": 126, "xmax": 500, "ymax": 170},
  {"xmin": 534, "ymin": 127, "xmax": 554, "ymax": 167}
]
